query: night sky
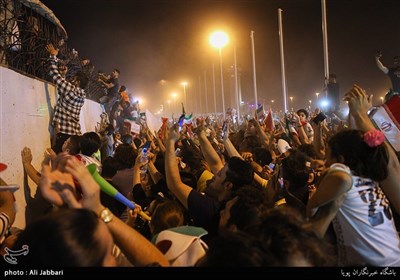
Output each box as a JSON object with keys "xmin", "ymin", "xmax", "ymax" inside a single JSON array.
[{"xmin": 40, "ymin": 0, "xmax": 400, "ymax": 114}]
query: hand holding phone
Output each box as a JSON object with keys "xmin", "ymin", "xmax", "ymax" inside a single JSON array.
[
  {"xmin": 268, "ymin": 163, "xmax": 275, "ymax": 170},
  {"xmin": 221, "ymin": 121, "xmax": 228, "ymax": 138},
  {"xmin": 312, "ymin": 112, "xmax": 326, "ymax": 125}
]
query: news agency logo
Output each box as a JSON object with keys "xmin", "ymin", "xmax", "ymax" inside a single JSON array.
[
  {"xmin": 381, "ymin": 121, "xmax": 392, "ymax": 132},
  {"xmin": 3, "ymin": 245, "xmax": 29, "ymax": 265}
]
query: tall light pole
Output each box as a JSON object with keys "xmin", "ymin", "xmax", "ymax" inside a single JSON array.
[
  {"xmin": 172, "ymin": 93, "xmax": 177, "ymax": 117},
  {"xmin": 278, "ymin": 9, "xmax": 288, "ymax": 113},
  {"xmin": 212, "ymin": 64, "xmax": 217, "ymax": 115},
  {"xmin": 321, "ymin": 0, "xmax": 330, "ymax": 99},
  {"xmin": 167, "ymin": 100, "xmax": 171, "ymax": 115},
  {"xmin": 210, "ymin": 31, "xmax": 229, "ymax": 119},
  {"xmin": 234, "ymin": 45, "xmax": 240, "ymax": 120},
  {"xmin": 309, "ymin": 100, "xmax": 312, "ymax": 111},
  {"xmin": 203, "ymin": 72, "xmax": 209, "ymax": 114},
  {"xmin": 250, "ymin": 30, "xmax": 258, "ymax": 109},
  {"xmin": 290, "ymin": 96, "xmax": 293, "ymax": 112},
  {"xmin": 316, "ymin": 92, "xmax": 320, "ymax": 103},
  {"xmin": 181, "ymin": 82, "xmax": 188, "ymax": 112}
]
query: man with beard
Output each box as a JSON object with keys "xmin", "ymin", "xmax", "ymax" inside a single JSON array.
[{"xmin": 164, "ymin": 125, "xmax": 254, "ymax": 240}]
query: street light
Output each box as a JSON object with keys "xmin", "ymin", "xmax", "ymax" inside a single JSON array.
[
  {"xmin": 167, "ymin": 100, "xmax": 171, "ymax": 115},
  {"xmin": 316, "ymin": 92, "xmax": 320, "ymax": 101},
  {"xmin": 210, "ymin": 31, "xmax": 229, "ymax": 119},
  {"xmin": 309, "ymin": 100, "xmax": 312, "ymax": 110},
  {"xmin": 290, "ymin": 96, "xmax": 293, "ymax": 112},
  {"xmin": 271, "ymin": 99, "xmax": 275, "ymax": 109},
  {"xmin": 172, "ymin": 93, "xmax": 177, "ymax": 116},
  {"xmin": 181, "ymin": 82, "xmax": 188, "ymax": 111}
]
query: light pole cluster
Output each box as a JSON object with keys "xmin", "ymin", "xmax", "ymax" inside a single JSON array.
[
  {"xmin": 290, "ymin": 96, "xmax": 293, "ymax": 112},
  {"xmin": 181, "ymin": 82, "xmax": 188, "ymax": 111}
]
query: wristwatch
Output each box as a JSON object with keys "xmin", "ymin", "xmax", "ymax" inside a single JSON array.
[{"xmin": 99, "ymin": 208, "xmax": 114, "ymax": 223}]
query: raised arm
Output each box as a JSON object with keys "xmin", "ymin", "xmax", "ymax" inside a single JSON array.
[
  {"xmin": 251, "ymin": 116, "xmax": 270, "ymax": 147},
  {"xmin": 222, "ymin": 129, "xmax": 267, "ymax": 188},
  {"xmin": 344, "ymin": 84, "xmax": 400, "ymax": 214},
  {"xmin": 306, "ymin": 169, "xmax": 352, "ymax": 218},
  {"xmin": 46, "ymin": 44, "xmax": 82, "ymax": 97},
  {"xmin": 195, "ymin": 125, "xmax": 224, "ymax": 174},
  {"xmin": 311, "ymin": 122, "xmax": 326, "ymax": 159},
  {"xmin": 375, "ymin": 51, "xmax": 389, "ymax": 74},
  {"xmin": 39, "ymin": 156, "xmax": 169, "ymax": 267},
  {"xmin": 164, "ymin": 125, "xmax": 193, "ymax": 209},
  {"xmin": 21, "ymin": 147, "xmax": 41, "ymax": 185}
]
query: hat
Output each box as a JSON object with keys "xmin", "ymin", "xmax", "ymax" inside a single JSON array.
[{"xmin": 277, "ymin": 139, "xmax": 291, "ymax": 154}]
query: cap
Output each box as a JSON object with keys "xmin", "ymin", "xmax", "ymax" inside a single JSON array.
[{"xmin": 277, "ymin": 139, "xmax": 291, "ymax": 154}]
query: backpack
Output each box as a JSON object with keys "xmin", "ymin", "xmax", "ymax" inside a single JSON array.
[{"xmin": 153, "ymin": 226, "xmax": 208, "ymax": 267}]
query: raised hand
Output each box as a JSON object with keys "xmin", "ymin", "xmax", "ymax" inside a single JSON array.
[
  {"xmin": 241, "ymin": 152, "xmax": 253, "ymax": 162},
  {"xmin": 21, "ymin": 147, "xmax": 33, "ymax": 165},
  {"xmin": 45, "ymin": 44, "xmax": 58, "ymax": 56},
  {"xmin": 168, "ymin": 124, "xmax": 181, "ymax": 142},
  {"xmin": 64, "ymin": 157, "xmax": 102, "ymax": 212},
  {"xmin": 39, "ymin": 164, "xmax": 76, "ymax": 207},
  {"xmin": 343, "ymin": 84, "xmax": 373, "ymax": 117}
]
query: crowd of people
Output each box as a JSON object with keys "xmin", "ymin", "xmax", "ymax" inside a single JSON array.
[{"xmin": 1, "ymin": 41, "xmax": 400, "ymax": 268}]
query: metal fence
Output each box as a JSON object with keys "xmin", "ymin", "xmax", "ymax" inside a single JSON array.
[{"xmin": 0, "ymin": 0, "xmax": 105, "ymax": 102}]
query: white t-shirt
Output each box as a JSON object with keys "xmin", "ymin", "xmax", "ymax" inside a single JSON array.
[{"xmin": 329, "ymin": 163, "xmax": 400, "ymax": 266}]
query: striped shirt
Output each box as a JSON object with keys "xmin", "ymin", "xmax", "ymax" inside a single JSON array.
[
  {"xmin": 49, "ymin": 56, "xmax": 86, "ymax": 136},
  {"xmin": 0, "ymin": 212, "xmax": 10, "ymax": 244}
]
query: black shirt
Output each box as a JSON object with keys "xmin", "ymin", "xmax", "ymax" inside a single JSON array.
[{"xmin": 187, "ymin": 190, "xmax": 223, "ymax": 240}]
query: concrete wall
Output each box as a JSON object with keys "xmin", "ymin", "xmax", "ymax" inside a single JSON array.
[{"xmin": 0, "ymin": 66, "xmax": 102, "ymax": 229}]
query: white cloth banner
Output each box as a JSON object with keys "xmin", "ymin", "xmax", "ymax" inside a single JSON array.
[{"xmin": 145, "ymin": 109, "xmax": 162, "ymax": 137}]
